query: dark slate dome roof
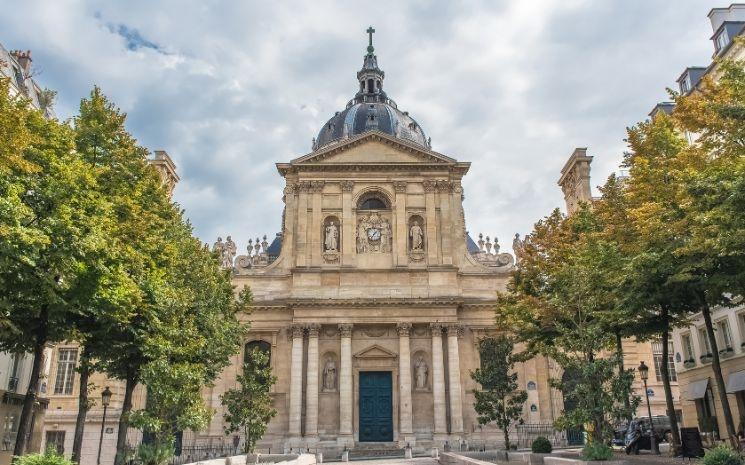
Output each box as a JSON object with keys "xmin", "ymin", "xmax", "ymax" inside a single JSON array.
[
  {"xmin": 315, "ymin": 101, "xmax": 428, "ymax": 150},
  {"xmin": 312, "ymin": 30, "xmax": 430, "ymax": 151}
]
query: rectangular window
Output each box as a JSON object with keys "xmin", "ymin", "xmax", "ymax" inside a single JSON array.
[
  {"xmin": 652, "ymin": 340, "xmax": 678, "ymax": 382},
  {"xmin": 1, "ymin": 414, "xmax": 18, "ymax": 451},
  {"xmin": 717, "ymin": 319, "xmax": 733, "ymax": 350},
  {"xmin": 682, "ymin": 333, "xmax": 694, "ymax": 361},
  {"xmin": 45, "ymin": 430, "xmax": 65, "ymax": 455},
  {"xmin": 699, "ymin": 328, "xmax": 712, "ymax": 355},
  {"xmin": 717, "ymin": 30, "xmax": 729, "ymax": 51},
  {"xmin": 53, "ymin": 349, "xmax": 78, "ymax": 395}
]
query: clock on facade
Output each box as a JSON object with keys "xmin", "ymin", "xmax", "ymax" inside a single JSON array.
[{"xmin": 367, "ymin": 228, "xmax": 381, "ymax": 241}]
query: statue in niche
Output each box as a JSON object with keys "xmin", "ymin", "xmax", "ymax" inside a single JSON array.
[
  {"xmin": 324, "ymin": 221, "xmax": 339, "ymax": 252},
  {"xmin": 415, "ymin": 356, "xmax": 428, "ymax": 389},
  {"xmin": 380, "ymin": 219, "xmax": 391, "ymax": 252},
  {"xmin": 357, "ymin": 219, "xmax": 369, "ymax": 253},
  {"xmin": 410, "ymin": 220, "xmax": 424, "ymax": 251},
  {"xmin": 323, "ymin": 358, "xmax": 337, "ymax": 391},
  {"xmin": 222, "ymin": 236, "xmax": 237, "ymax": 268}
]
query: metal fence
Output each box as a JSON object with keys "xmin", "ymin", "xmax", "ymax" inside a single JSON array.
[{"xmin": 515, "ymin": 423, "xmax": 584, "ymax": 449}]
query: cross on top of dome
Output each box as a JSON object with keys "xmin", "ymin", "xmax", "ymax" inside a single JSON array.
[{"xmin": 366, "ymin": 26, "xmax": 375, "ymax": 54}]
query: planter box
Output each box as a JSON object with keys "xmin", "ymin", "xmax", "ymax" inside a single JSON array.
[
  {"xmin": 700, "ymin": 355, "xmax": 713, "ymax": 363},
  {"xmin": 528, "ymin": 453, "xmax": 551, "ymax": 465},
  {"xmin": 684, "ymin": 360, "xmax": 696, "ymax": 368},
  {"xmin": 544, "ymin": 457, "xmax": 627, "ymax": 465},
  {"xmin": 721, "ymin": 349, "xmax": 735, "ymax": 359}
]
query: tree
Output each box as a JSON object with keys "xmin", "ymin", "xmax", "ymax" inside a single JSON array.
[
  {"xmin": 221, "ymin": 347, "xmax": 277, "ymax": 454},
  {"xmin": 0, "ymin": 77, "xmax": 111, "ymax": 457},
  {"xmin": 67, "ymin": 87, "xmax": 247, "ymax": 463},
  {"xmin": 470, "ymin": 336, "xmax": 527, "ymax": 450},
  {"xmin": 498, "ymin": 205, "xmax": 640, "ymax": 443}
]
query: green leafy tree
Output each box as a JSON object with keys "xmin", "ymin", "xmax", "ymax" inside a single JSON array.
[
  {"xmin": 221, "ymin": 347, "xmax": 277, "ymax": 453},
  {"xmin": 0, "ymin": 77, "xmax": 111, "ymax": 457},
  {"xmin": 470, "ymin": 336, "xmax": 527, "ymax": 450},
  {"xmin": 498, "ymin": 205, "xmax": 640, "ymax": 442}
]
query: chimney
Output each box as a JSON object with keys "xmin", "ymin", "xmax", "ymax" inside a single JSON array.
[
  {"xmin": 557, "ymin": 147, "xmax": 593, "ymax": 215},
  {"xmin": 10, "ymin": 50, "xmax": 32, "ymax": 75}
]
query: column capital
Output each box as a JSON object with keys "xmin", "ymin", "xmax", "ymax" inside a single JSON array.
[
  {"xmin": 429, "ymin": 322, "xmax": 444, "ymax": 335},
  {"xmin": 307, "ymin": 323, "xmax": 321, "ymax": 337},
  {"xmin": 289, "ymin": 324, "xmax": 305, "ymax": 339},
  {"xmin": 310, "ymin": 180, "xmax": 325, "ymax": 193},
  {"xmin": 338, "ymin": 323, "xmax": 353, "ymax": 337},
  {"xmin": 423, "ymin": 179, "xmax": 436, "ymax": 193},
  {"xmin": 396, "ymin": 322, "xmax": 412, "ymax": 336},
  {"xmin": 340, "ymin": 180, "xmax": 355, "ymax": 192},
  {"xmin": 393, "ymin": 181, "xmax": 407, "ymax": 193},
  {"xmin": 445, "ymin": 324, "xmax": 464, "ymax": 338}
]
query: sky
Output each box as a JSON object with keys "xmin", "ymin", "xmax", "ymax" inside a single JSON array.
[{"xmin": 0, "ymin": 1, "xmax": 723, "ymax": 255}]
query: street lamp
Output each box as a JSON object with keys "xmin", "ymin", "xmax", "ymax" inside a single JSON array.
[
  {"xmin": 97, "ymin": 387, "xmax": 112, "ymax": 465},
  {"xmin": 638, "ymin": 362, "xmax": 660, "ymax": 455}
]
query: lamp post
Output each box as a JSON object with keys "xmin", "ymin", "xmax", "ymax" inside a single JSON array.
[
  {"xmin": 638, "ymin": 362, "xmax": 660, "ymax": 455},
  {"xmin": 97, "ymin": 387, "xmax": 112, "ymax": 465}
]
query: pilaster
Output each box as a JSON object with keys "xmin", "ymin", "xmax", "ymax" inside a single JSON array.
[
  {"xmin": 304, "ymin": 324, "xmax": 320, "ymax": 439},
  {"xmin": 445, "ymin": 324, "xmax": 464, "ymax": 435},
  {"xmin": 341, "ymin": 181, "xmax": 355, "ymax": 267},
  {"xmin": 430, "ymin": 323, "xmax": 447, "ymax": 436},
  {"xmin": 310, "ymin": 181, "xmax": 324, "ymax": 266},
  {"xmin": 288, "ymin": 324, "xmax": 305, "ymax": 438},
  {"xmin": 423, "ymin": 180, "xmax": 439, "ymax": 264},
  {"xmin": 437, "ymin": 181, "xmax": 453, "ymax": 265},
  {"xmin": 396, "ymin": 323, "xmax": 414, "ymax": 444},
  {"xmin": 282, "ymin": 183, "xmax": 297, "ymax": 261},
  {"xmin": 296, "ymin": 182, "xmax": 310, "ymax": 267},
  {"xmin": 338, "ymin": 323, "xmax": 354, "ymax": 445},
  {"xmin": 394, "ymin": 181, "xmax": 408, "ymax": 267}
]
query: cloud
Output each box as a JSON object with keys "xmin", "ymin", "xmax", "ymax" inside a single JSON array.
[{"xmin": 0, "ymin": 0, "xmax": 720, "ymax": 255}]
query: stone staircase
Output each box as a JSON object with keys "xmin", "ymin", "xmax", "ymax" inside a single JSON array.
[{"xmin": 348, "ymin": 443, "xmax": 405, "ymax": 460}]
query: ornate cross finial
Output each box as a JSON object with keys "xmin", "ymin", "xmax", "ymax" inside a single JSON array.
[{"xmin": 366, "ymin": 26, "xmax": 375, "ymax": 53}]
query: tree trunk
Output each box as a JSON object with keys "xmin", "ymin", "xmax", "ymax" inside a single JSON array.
[
  {"xmin": 115, "ymin": 374, "xmax": 137, "ymax": 465},
  {"xmin": 701, "ymin": 300, "xmax": 738, "ymax": 448},
  {"xmin": 72, "ymin": 349, "xmax": 92, "ymax": 463},
  {"xmin": 615, "ymin": 330, "xmax": 632, "ymax": 420},
  {"xmin": 13, "ymin": 306, "xmax": 48, "ymax": 459},
  {"xmin": 659, "ymin": 308, "xmax": 681, "ymax": 455},
  {"xmin": 503, "ymin": 427, "xmax": 510, "ymax": 451}
]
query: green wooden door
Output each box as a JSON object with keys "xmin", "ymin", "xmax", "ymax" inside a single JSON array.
[{"xmin": 358, "ymin": 371, "xmax": 393, "ymax": 442}]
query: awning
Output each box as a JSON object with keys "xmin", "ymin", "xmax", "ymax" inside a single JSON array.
[
  {"xmin": 685, "ymin": 378, "xmax": 709, "ymax": 400},
  {"xmin": 726, "ymin": 370, "xmax": 745, "ymax": 393}
]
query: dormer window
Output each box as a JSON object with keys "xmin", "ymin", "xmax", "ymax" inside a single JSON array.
[
  {"xmin": 680, "ymin": 76, "xmax": 690, "ymax": 94},
  {"xmin": 716, "ymin": 30, "xmax": 729, "ymax": 51}
]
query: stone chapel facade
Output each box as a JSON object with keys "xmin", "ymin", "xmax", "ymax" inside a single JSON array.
[{"xmin": 209, "ymin": 37, "xmax": 566, "ymax": 453}]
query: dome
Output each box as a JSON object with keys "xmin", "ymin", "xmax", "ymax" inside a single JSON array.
[{"xmin": 312, "ymin": 28, "xmax": 431, "ymax": 151}]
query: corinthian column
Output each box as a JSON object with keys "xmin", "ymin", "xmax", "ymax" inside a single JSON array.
[
  {"xmin": 288, "ymin": 325, "xmax": 305, "ymax": 438},
  {"xmin": 430, "ymin": 323, "xmax": 447, "ymax": 436},
  {"xmin": 446, "ymin": 324, "xmax": 464, "ymax": 434},
  {"xmin": 305, "ymin": 324, "xmax": 320, "ymax": 439},
  {"xmin": 338, "ymin": 323, "xmax": 354, "ymax": 441},
  {"xmin": 397, "ymin": 323, "xmax": 414, "ymax": 442}
]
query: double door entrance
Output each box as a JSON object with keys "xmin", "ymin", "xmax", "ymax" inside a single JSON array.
[{"xmin": 358, "ymin": 371, "xmax": 393, "ymax": 442}]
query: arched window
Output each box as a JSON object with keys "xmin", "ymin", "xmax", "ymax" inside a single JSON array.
[
  {"xmin": 244, "ymin": 340, "xmax": 271, "ymax": 369},
  {"xmin": 359, "ymin": 197, "xmax": 387, "ymax": 210}
]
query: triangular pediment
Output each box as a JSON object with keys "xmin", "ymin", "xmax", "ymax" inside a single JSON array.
[
  {"xmin": 354, "ymin": 344, "xmax": 397, "ymax": 359},
  {"xmin": 290, "ymin": 131, "xmax": 456, "ymax": 166}
]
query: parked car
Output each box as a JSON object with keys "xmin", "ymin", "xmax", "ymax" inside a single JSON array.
[{"xmin": 612, "ymin": 416, "xmax": 670, "ymax": 447}]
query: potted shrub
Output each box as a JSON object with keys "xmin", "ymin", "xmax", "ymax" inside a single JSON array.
[
  {"xmin": 532, "ymin": 436, "xmax": 553, "ymax": 454},
  {"xmin": 684, "ymin": 358, "xmax": 696, "ymax": 368},
  {"xmin": 721, "ymin": 347, "xmax": 735, "ymax": 359},
  {"xmin": 701, "ymin": 444, "xmax": 742, "ymax": 465},
  {"xmin": 701, "ymin": 353, "xmax": 714, "ymax": 363}
]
